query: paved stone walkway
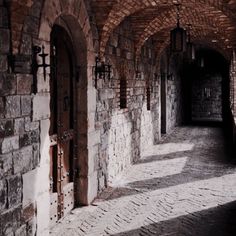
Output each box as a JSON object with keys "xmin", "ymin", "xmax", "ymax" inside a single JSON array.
[{"xmin": 50, "ymin": 126, "xmax": 236, "ymax": 236}]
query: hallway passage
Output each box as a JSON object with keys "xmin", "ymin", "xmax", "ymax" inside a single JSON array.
[{"xmin": 50, "ymin": 126, "xmax": 236, "ymax": 236}]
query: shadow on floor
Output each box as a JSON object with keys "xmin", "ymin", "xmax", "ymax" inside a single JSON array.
[
  {"xmin": 111, "ymin": 201, "xmax": 236, "ymax": 236},
  {"xmin": 97, "ymin": 126, "xmax": 236, "ymax": 202}
]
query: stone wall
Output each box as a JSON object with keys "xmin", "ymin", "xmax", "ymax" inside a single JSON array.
[
  {"xmin": 95, "ymin": 18, "xmax": 160, "ymax": 185},
  {"xmin": 160, "ymin": 52, "xmax": 184, "ymax": 133},
  {"xmin": 0, "ymin": 0, "xmax": 95, "ymax": 235},
  {"xmin": 192, "ymin": 73, "xmax": 222, "ymax": 121},
  {"xmin": 0, "ymin": 1, "xmax": 42, "ymax": 235}
]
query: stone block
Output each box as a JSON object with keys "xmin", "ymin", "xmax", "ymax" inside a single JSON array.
[
  {"xmin": 20, "ymin": 33, "xmax": 32, "ymax": 55},
  {"xmin": 12, "ymin": 206, "xmax": 22, "ymax": 230},
  {"xmin": 22, "ymin": 168, "xmax": 37, "ymax": 207},
  {"xmin": 30, "ymin": 129, "xmax": 39, "ymax": 143},
  {"xmin": 5, "ymin": 96, "xmax": 21, "ymax": 118},
  {"xmin": 15, "ymin": 225, "xmax": 27, "ymax": 236},
  {"xmin": 0, "ymin": 179, "xmax": 7, "ymax": 210},
  {"xmin": 19, "ymin": 130, "xmax": 39, "ymax": 148},
  {"xmin": 0, "ymin": 29, "xmax": 10, "ymax": 53},
  {"xmin": 0, "ymin": 73, "xmax": 16, "ymax": 96},
  {"xmin": 13, "ymin": 146, "xmax": 32, "ymax": 174},
  {"xmin": 30, "ymin": 1, "xmax": 42, "ymax": 18},
  {"xmin": 23, "ymin": 16, "xmax": 39, "ymax": 36},
  {"xmin": 19, "ymin": 133, "xmax": 31, "ymax": 148},
  {"xmin": 0, "ymin": 54, "xmax": 8, "ymax": 72},
  {"xmin": 21, "ymin": 95, "xmax": 32, "ymax": 116},
  {"xmin": 14, "ymin": 55, "xmax": 31, "ymax": 74},
  {"xmin": 32, "ymin": 93, "xmax": 50, "ymax": 121},
  {"xmin": 25, "ymin": 117, "xmax": 39, "ymax": 131},
  {"xmin": 14, "ymin": 118, "xmax": 25, "ymax": 135},
  {"xmin": 0, "ymin": 208, "xmax": 14, "ymax": 236},
  {"xmin": 0, "ymin": 119, "xmax": 14, "ymax": 137},
  {"xmin": 7, "ymin": 174, "xmax": 22, "ymax": 208},
  {"xmin": 0, "ymin": 153, "xmax": 12, "ymax": 179},
  {"xmin": 27, "ymin": 217, "xmax": 37, "ymax": 236},
  {"xmin": 0, "ymin": 135, "xmax": 19, "ymax": 154},
  {"xmin": 16, "ymin": 74, "xmax": 32, "ymax": 95}
]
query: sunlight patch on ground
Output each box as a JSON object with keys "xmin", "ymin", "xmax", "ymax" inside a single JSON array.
[
  {"xmin": 51, "ymin": 173, "xmax": 236, "ymax": 236},
  {"xmin": 143, "ymin": 142, "xmax": 195, "ymax": 157},
  {"xmin": 111, "ymin": 156, "xmax": 189, "ymax": 186},
  {"xmin": 91, "ymin": 173, "xmax": 236, "ymax": 235}
]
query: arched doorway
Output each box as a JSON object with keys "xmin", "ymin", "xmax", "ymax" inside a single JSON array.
[{"xmin": 49, "ymin": 25, "xmax": 77, "ymax": 225}]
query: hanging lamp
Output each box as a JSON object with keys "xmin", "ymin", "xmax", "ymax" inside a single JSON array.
[
  {"xmin": 170, "ymin": 3, "xmax": 187, "ymax": 53},
  {"xmin": 186, "ymin": 24, "xmax": 195, "ymax": 60}
]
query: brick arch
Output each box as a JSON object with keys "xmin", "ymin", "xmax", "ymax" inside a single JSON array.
[
  {"xmin": 99, "ymin": 0, "xmax": 236, "ymax": 57},
  {"xmin": 135, "ymin": 5, "xmax": 235, "ymax": 57},
  {"xmin": 154, "ymin": 29, "xmax": 230, "ymax": 64},
  {"xmin": 151, "ymin": 23, "xmax": 231, "ymax": 71},
  {"xmin": 38, "ymin": 0, "xmax": 94, "ymax": 53}
]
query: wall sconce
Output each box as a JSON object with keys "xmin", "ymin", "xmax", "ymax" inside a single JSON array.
[
  {"xmin": 135, "ymin": 70, "xmax": 141, "ymax": 79},
  {"xmin": 94, "ymin": 57, "xmax": 111, "ymax": 88},
  {"xmin": 200, "ymin": 57, "xmax": 204, "ymax": 68},
  {"xmin": 154, "ymin": 73, "xmax": 159, "ymax": 81},
  {"xmin": 167, "ymin": 73, "xmax": 174, "ymax": 81},
  {"xmin": 32, "ymin": 45, "xmax": 50, "ymax": 92},
  {"xmin": 135, "ymin": 60, "xmax": 141, "ymax": 79}
]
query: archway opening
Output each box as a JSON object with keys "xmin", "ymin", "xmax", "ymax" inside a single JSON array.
[{"xmin": 180, "ymin": 48, "xmax": 230, "ymax": 126}]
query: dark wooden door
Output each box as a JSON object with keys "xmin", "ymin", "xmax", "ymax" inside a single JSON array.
[{"xmin": 49, "ymin": 26, "xmax": 75, "ymax": 226}]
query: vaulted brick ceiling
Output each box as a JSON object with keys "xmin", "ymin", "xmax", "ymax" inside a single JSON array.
[{"xmin": 90, "ymin": 0, "xmax": 236, "ymax": 58}]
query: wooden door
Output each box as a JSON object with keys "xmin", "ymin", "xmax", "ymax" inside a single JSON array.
[{"xmin": 49, "ymin": 26, "xmax": 76, "ymax": 226}]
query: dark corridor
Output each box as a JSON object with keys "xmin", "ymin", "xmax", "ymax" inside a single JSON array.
[{"xmin": 181, "ymin": 48, "xmax": 230, "ymax": 126}]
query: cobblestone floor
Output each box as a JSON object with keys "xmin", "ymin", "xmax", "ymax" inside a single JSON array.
[{"xmin": 50, "ymin": 126, "xmax": 236, "ymax": 236}]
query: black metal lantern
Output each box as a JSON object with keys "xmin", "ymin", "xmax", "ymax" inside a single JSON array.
[
  {"xmin": 93, "ymin": 57, "xmax": 112, "ymax": 88},
  {"xmin": 170, "ymin": 4, "xmax": 186, "ymax": 53},
  {"xmin": 186, "ymin": 42, "xmax": 195, "ymax": 60},
  {"xmin": 186, "ymin": 26, "xmax": 195, "ymax": 60}
]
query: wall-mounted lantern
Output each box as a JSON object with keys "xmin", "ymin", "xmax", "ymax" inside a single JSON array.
[
  {"xmin": 200, "ymin": 57, "xmax": 205, "ymax": 68},
  {"xmin": 167, "ymin": 73, "xmax": 174, "ymax": 81},
  {"xmin": 93, "ymin": 57, "xmax": 112, "ymax": 88},
  {"xmin": 32, "ymin": 45, "xmax": 50, "ymax": 93}
]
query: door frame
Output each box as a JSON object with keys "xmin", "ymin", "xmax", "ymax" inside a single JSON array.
[{"xmin": 49, "ymin": 24, "xmax": 78, "ymax": 225}]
